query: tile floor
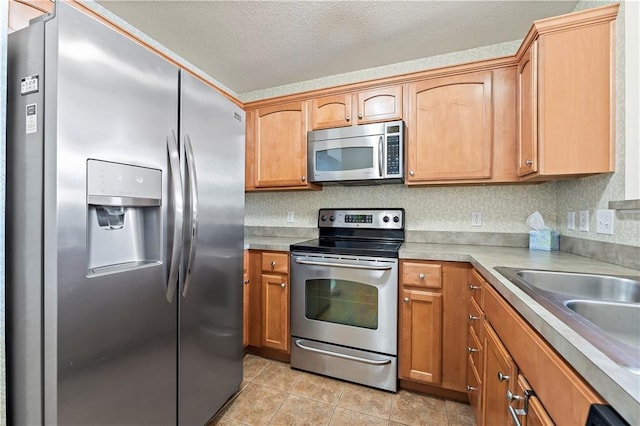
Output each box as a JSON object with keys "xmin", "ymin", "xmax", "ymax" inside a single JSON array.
[{"xmin": 210, "ymin": 354, "xmax": 476, "ymax": 425}]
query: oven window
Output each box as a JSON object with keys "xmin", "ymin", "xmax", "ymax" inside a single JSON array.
[
  {"xmin": 305, "ymin": 279, "xmax": 378, "ymax": 329},
  {"xmin": 316, "ymin": 147, "xmax": 373, "ymax": 172}
]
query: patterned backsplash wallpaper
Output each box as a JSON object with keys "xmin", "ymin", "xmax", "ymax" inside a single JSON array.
[{"xmin": 245, "ymin": 0, "xmax": 640, "ymax": 248}]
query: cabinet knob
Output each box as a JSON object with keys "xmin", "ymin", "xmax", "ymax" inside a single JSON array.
[
  {"xmin": 358, "ymin": 113, "xmax": 363, "ymax": 119},
  {"xmin": 301, "ymin": 176, "xmax": 306, "ymax": 182},
  {"xmin": 403, "ymin": 297, "xmax": 410, "ymax": 303},
  {"xmin": 525, "ymin": 159, "xmax": 533, "ymax": 166},
  {"xmin": 467, "ymin": 347, "xmax": 480, "ymax": 354},
  {"xmin": 497, "ymin": 372, "xmax": 510, "ymax": 382},
  {"xmin": 346, "ymin": 115, "xmax": 351, "ymax": 121},
  {"xmin": 468, "ymin": 314, "xmax": 480, "ymax": 321},
  {"xmin": 270, "ymin": 261, "xmax": 276, "ymax": 268},
  {"xmin": 469, "ymin": 285, "xmax": 481, "ymax": 290},
  {"xmin": 467, "ymin": 385, "xmax": 478, "ymax": 392},
  {"xmin": 280, "ymin": 283, "xmax": 286, "ymax": 288},
  {"xmin": 409, "ymin": 170, "xmax": 415, "ymax": 176},
  {"xmin": 243, "ymin": 279, "xmax": 250, "ymax": 285},
  {"xmin": 418, "ymin": 273, "xmax": 425, "ymax": 280},
  {"xmin": 506, "ymin": 390, "xmax": 523, "ymax": 402}
]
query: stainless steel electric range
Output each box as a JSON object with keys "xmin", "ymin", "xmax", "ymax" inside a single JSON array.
[{"xmin": 289, "ymin": 208, "xmax": 405, "ymax": 392}]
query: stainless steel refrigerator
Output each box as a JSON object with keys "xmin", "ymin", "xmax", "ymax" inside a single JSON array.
[{"xmin": 6, "ymin": 3, "xmax": 245, "ymax": 425}]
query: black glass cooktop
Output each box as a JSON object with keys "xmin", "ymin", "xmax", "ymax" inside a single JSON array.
[{"xmin": 290, "ymin": 238, "xmax": 402, "ymax": 258}]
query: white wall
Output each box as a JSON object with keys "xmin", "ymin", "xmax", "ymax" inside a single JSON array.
[{"xmin": 625, "ymin": 0, "xmax": 639, "ymax": 199}]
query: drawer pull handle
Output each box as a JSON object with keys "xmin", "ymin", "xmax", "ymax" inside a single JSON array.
[
  {"xmin": 467, "ymin": 385, "xmax": 478, "ymax": 392},
  {"xmin": 469, "ymin": 285, "xmax": 481, "ymax": 290},
  {"xmin": 270, "ymin": 261, "xmax": 276, "ymax": 268},
  {"xmin": 507, "ymin": 389, "xmax": 535, "ymax": 426},
  {"xmin": 467, "ymin": 347, "xmax": 480, "ymax": 354},
  {"xmin": 468, "ymin": 314, "xmax": 480, "ymax": 321},
  {"xmin": 243, "ymin": 279, "xmax": 249, "ymax": 285},
  {"xmin": 280, "ymin": 283, "xmax": 286, "ymax": 288},
  {"xmin": 418, "ymin": 273, "xmax": 425, "ymax": 279},
  {"xmin": 497, "ymin": 372, "xmax": 510, "ymax": 382},
  {"xmin": 403, "ymin": 297, "xmax": 410, "ymax": 303}
]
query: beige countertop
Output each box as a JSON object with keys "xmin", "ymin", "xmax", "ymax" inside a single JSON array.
[{"xmin": 245, "ymin": 237, "xmax": 640, "ymax": 423}]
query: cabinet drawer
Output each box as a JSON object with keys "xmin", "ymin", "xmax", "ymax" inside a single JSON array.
[
  {"xmin": 466, "ymin": 355, "xmax": 482, "ymax": 422},
  {"xmin": 467, "ymin": 325, "xmax": 483, "ymax": 377},
  {"xmin": 468, "ymin": 268, "xmax": 484, "ymax": 308},
  {"xmin": 261, "ymin": 252, "xmax": 289, "ymax": 274},
  {"xmin": 468, "ymin": 297, "xmax": 484, "ymax": 342},
  {"xmin": 402, "ymin": 262, "xmax": 442, "ymax": 288}
]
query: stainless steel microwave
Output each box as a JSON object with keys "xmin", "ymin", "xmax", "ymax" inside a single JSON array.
[{"xmin": 307, "ymin": 120, "xmax": 404, "ymax": 184}]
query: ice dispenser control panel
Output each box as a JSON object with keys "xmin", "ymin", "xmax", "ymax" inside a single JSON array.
[{"xmin": 87, "ymin": 159, "xmax": 161, "ymax": 206}]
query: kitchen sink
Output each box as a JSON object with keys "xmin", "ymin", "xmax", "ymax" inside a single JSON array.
[
  {"xmin": 514, "ymin": 270, "xmax": 640, "ymax": 303},
  {"xmin": 495, "ymin": 267, "xmax": 640, "ymax": 374}
]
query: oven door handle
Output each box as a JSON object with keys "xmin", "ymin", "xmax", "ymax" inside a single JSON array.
[
  {"xmin": 293, "ymin": 258, "xmax": 394, "ymax": 271},
  {"xmin": 294, "ymin": 339, "xmax": 392, "ymax": 366}
]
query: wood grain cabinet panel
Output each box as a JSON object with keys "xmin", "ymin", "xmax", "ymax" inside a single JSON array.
[
  {"xmin": 309, "ymin": 86, "xmax": 403, "ymax": 130},
  {"xmin": 252, "ymin": 102, "xmax": 314, "ymax": 189},
  {"xmin": 482, "ymin": 321, "xmax": 517, "ymax": 426},
  {"xmin": 261, "ymin": 272, "xmax": 289, "ymax": 352},
  {"xmin": 243, "ymin": 251, "xmax": 249, "ymax": 348},
  {"xmin": 511, "ymin": 374, "xmax": 555, "ymax": 426},
  {"xmin": 517, "ymin": 6, "xmax": 617, "ymax": 180},
  {"xmin": 400, "ymin": 289, "xmax": 443, "ymax": 384},
  {"xmin": 355, "ymin": 86, "xmax": 403, "ymax": 124},
  {"xmin": 407, "ymin": 71, "xmax": 493, "ymax": 182}
]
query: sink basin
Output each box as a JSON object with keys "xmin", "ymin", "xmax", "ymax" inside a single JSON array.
[
  {"xmin": 495, "ymin": 267, "xmax": 640, "ymax": 374},
  {"xmin": 515, "ymin": 270, "xmax": 640, "ymax": 303},
  {"xmin": 564, "ymin": 300, "xmax": 640, "ymax": 350}
]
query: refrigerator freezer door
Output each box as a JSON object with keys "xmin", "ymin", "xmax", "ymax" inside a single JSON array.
[
  {"xmin": 178, "ymin": 71, "xmax": 245, "ymax": 424},
  {"xmin": 45, "ymin": 4, "xmax": 179, "ymax": 424}
]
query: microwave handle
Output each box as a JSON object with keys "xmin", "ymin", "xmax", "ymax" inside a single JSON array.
[{"xmin": 378, "ymin": 136, "xmax": 383, "ymax": 177}]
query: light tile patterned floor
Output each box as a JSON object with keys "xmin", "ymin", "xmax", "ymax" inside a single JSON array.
[{"xmin": 210, "ymin": 354, "xmax": 476, "ymax": 426}]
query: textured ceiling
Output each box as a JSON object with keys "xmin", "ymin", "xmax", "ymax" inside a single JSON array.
[{"xmin": 96, "ymin": 1, "xmax": 578, "ymax": 95}]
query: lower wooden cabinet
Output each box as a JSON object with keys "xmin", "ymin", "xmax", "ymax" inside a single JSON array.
[
  {"xmin": 243, "ymin": 251, "xmax": 249, "ymax": 347},
  {"xmin": 399, "ymin": 260, "xmax": 468, "ymax": 394},
  {"xmin": 245, "ymin": 250, "xmax": 290, "ymax": 356},
  {"xmin": 469, "ymin": 268, "xmax": 606, "ymax": 425},
  {"xmin": 400, "ymin": 288, "xmax": 442, "ymax": 383}
]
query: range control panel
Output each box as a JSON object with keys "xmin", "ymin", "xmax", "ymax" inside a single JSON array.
[{"xmin": 318, "ymin": 208, "xmax": 404, "ymax": 229}]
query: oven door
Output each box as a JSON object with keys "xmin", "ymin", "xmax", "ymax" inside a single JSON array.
[
  {"xmin": 308, "ymin": 135, "xmax": 384, "ymax": 183},
  {"xmin": 290, "ymin": 252, "xmax": 398, "ymax": 355}
]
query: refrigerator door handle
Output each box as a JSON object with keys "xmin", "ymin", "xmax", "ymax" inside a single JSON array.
[
  {"xmin": 182, "ymin": 134, "xmax": 199, "ymax": 298},
  {"xmin": 166, "ymin": 129, "xmax": 184, "ymax": 302}
]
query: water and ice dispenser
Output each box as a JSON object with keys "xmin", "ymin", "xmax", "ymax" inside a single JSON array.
[{"xmin": 87, "ymin": 160, "xmax": 162, "ymax": 276}]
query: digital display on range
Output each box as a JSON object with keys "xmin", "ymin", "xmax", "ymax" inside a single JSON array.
[{"xmin": 345, "ymin": 214, "xmax": 373, "ymax": 223}]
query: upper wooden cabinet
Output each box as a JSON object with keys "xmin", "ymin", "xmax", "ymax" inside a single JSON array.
[
  {"xmin": 516, "ymin": 4, "xmax": 617, "ymax": 180},
  {"xmin": 246, "ymin": 102, "xmax": 319, "ymax": 191},
  {"xmin": 310, "ymin": 86, "xmax": 403, "ymax": 130},
  {"xmin": 406, "ymin": 71, "xmax": 493, "ymax": 183}
]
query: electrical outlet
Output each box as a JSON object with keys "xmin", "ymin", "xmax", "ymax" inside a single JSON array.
[
  {"xmin": 286, "ymin": 211, "xmax": 295, "ymax": 223},
  {"xmin": 567, "ymin": 211, "xmax": 576, "ymax": 230},
  {"xmin": 579, "ymin": 210, "xmax": 589, "ymax": 232},
  {"xmin": 471, "ymin": 211, "xmax": 482, "ymax": 227},
  {"xmin": 596, "ymin": 209, "xmax": 615, "ymax": 235}
]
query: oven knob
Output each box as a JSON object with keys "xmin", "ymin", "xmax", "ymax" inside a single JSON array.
[
  {"xmin": 393, "ymin": 215, "xmax": 400, "ymax": 223},
  {"xmin": 383, "ymin": 216, "xmax": 390, "ymax": 223},
  {"xmin": 329, "ymin": 215, "xmax": 335, "ymax": 222},
  {"xmin": 320, "ymin": 214, "xmax": 327, "ymax": 222}
]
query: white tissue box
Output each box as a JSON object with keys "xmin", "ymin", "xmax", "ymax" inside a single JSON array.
[{"xmin": 529, "ymin": 230, "xmax": 559, "ymax": 251}]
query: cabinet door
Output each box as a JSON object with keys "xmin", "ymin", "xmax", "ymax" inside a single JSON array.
[
  {"xmin": 399, "ymin": 289, "xmax": 442, "ymax": 384},
  {"xmin": 407, "ymin": 71, "xmax": 492, "ymax": 182},
  {"xmin": 483, "ymin": 322, "xmax": 517, "ymax": 426},
  {"xmin": 510, "ymin": 375, "xmax": 554, "ymax": 426},
  {"xmin": 310, "ymin": 94, "xmax": 352, "ymax": 129},
  {"xmin": 356, "ymin": 86, "xmax": 403, "ymax": 124},
  {"xmin": 261, "ymin": 273, "xmax": 289, "ymax": 351},
  {"xmin": 467, "ymin": 356, "xmax": 483, "ymax": 426},
  {"xmin": 254, "ymin": 102, "xmax": 309, "ymax": 188},
  {"xmin": 517, "ymin": 41, "xmax": 538, "ymax": 177}
]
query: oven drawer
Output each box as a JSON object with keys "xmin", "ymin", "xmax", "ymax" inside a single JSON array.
[
  {"xmin": 291, "ymin": 338, "xmax": 397, "ymax": 392},
  {"xmin": 401, "ymin": 261, "xmax": 442, "ymax": 288}
]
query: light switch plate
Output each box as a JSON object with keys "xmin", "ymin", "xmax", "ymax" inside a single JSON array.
[
  {"xmin": 567, "ymin": 212, "xmax": 576, "ymax": 230},
  {"xmin": 286, "ymin": 211, "xmax": 295, "ymax": 223},
  {"xmin": 579, "ymin": 210, "xmax": 589, "ymax": 232},
  {"xmin": 596, "ymin": 209, "xmax": 615, "ymax": 235}
]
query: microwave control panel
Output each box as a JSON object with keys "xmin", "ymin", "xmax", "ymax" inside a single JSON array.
[{"xmin": 385, "ymin": 123, "xmax": 403, "ymax": 178}]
